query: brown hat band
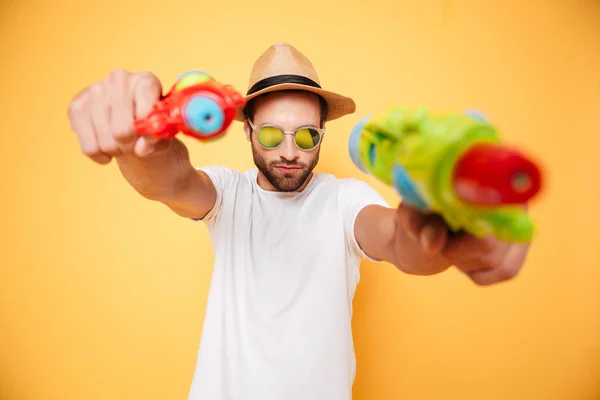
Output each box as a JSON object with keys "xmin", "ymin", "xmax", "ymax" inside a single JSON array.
[{"xmin": 246, "ymin": 74, "xmax": 321, "ymax": 95}]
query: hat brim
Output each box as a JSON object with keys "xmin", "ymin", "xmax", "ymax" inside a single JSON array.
[{"xmin": 234, "ymin": 83, "xmax": 356, "ymax": 122}]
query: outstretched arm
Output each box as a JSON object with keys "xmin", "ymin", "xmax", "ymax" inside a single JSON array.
[
  {"xmin": 68, "ymin": 69, "xmax": 217, "ymax": 221},
  {"xmin": 354, "ymin": 203, "xmax": 531, "ymax": 285},
  {"xmin": 115, "ymin": 138, "xmax": 217, "ymax": 220}
]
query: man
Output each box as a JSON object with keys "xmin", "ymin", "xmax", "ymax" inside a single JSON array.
[{"xmin": 67, "ymin": 43, "xmax": 531, "ymax": 399}]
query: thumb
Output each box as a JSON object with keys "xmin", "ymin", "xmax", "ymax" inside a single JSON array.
[
  {"xmin": 395, "ymin": 202, "xmax": 426, "ymax": 241},
  {"xmin": 134, "ymin": 135, "xmax": 170, "ymax": 157},
  {"xmin": 130, "ymin": 72, "xmax": 165, "ymax": 157},
  {"xmin": 395, "ymin": 203, "xmax": 448, "ymax": 255},
  {"xmin": 131, "ymin": 72, "xmax": 163, "ymax": 119}
]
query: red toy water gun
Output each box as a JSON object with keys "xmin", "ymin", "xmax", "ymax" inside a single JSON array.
[{"xmin": 133, "ymin": 70, "xmax": 245, "ymax": 141}]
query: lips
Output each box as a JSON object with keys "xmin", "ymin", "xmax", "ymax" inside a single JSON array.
[{"xmin": 274, "ymin": 165, "xmax": 302, "ymax": 173}]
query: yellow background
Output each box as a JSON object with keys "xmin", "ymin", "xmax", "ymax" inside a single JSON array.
[{"xmin": 1, "ymin": 0, "xmax": 599, "ymax": 399}]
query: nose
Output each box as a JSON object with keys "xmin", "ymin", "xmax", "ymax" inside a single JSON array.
[{"xmin": 278, "ymin": 134, "xmax": 300, "ymax": 162}]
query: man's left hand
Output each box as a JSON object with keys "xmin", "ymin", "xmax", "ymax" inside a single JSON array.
[{"xmin": 396, "ymin": 203, "xmax": 531, "ymax": 286}]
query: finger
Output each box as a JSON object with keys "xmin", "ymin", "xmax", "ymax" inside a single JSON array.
[
  {"xmin": 419, "ymin": 216, "xmax": 448, "ymax": 255},
  {"xmin": 68, "ymin": 92, "xmax": 111, "ymax": 164},
  {"xmin": 72, "ymin": 117, "xmax": 112, "ymax": 164},
  {"xmin": 442, "ymin": 231, "xmax": 496, "ymax": 264},
  {"xmin": 89, "ymin": 83, "xmax": 120, "ymax": 156},
  {"xmin": 464, "ymin": 265, "xmax": 520, "ymax": 286},
  {"xmin": 107, "ymin": 69, "xmax": 136, "ymax": 147},
  {"xmin": 452, "ymin": 258, "xmax": 489, "ymax": 274},
  {"xmin": 395, "ymin": 203, "xmax": 450, "ymax": 254},
  {"xmin": 131, "ymin": 72, "xmax": 162, "ymax": 119}
]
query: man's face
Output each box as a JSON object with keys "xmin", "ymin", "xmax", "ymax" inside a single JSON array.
[{"xmin": 246, "ymin": 91, "xmax": 323, "ymax": 192}]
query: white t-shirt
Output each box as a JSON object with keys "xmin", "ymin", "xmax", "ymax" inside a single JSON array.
[{"xmin": 187, "ymin": 166, "xmax": 390, "ymax": 400}]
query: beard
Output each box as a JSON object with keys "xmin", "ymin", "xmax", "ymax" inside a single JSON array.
[{"xmin": 252, "ymin": 143, "xmax": 319, "ymax": 192}]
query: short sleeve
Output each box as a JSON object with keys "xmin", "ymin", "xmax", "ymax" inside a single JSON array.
[
  {"xmin": 338, "ymin": 179, "xmax": 390, "ymax": 262},
  {"xmin": 191, "ymin": 165, "xmax": 239, "ymax": 224}
]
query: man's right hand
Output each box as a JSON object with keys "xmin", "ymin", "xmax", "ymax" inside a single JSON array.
[
  {"xmin": 67, "ymin": 69, "xmax": 218, "ymax": 219},
  {"xmin": 68, "ymin": 69, "xmax": 169, "ymax": 164}
]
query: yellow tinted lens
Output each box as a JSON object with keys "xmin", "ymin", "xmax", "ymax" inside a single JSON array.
[
  {"xmin": 295, "ymin": 128, "xmax": 320, "ymax": 149},
  {"xmin": 257, "ymin": 126, "xmax": 283, "ymax": 148}
]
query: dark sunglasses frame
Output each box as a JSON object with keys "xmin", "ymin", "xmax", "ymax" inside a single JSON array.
[{"xmin": 248, "ymin": 120, "xmax": 325, "ymax": 151}]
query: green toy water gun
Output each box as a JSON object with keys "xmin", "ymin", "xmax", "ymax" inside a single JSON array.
[{"xmin": 348, "ymin": 107, "xmax": 544, "ymax": 242}]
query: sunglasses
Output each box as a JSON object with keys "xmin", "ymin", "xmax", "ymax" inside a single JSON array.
[{"xmin": 248, "ymin": 121, "xmax": 324, "ymax": 151}]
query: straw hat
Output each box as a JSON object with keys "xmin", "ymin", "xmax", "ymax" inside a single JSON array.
[{"xmin": 235, "ymin": 42, "xmax": 356, "ymax": 122}]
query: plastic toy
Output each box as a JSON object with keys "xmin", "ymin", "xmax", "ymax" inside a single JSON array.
[
  {"xmin": 133, "ymin": 70, "xmax": 245, "ymax": 141},
  {"xmin": 348, "ymin": 107, "xmax": 544, "ymax": 243}
]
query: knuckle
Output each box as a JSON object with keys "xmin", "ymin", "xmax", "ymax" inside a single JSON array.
[
  {"xmin": 80, "ymin": 143, "xmax": 100, "ymax": 158},
  {"xmin": 100, "ymin": 143, "xmax": 119, "ymax": 155},
  {"xmin": 68, "ymin": 92, "xmax": 88, "ymax": 118},
  {"xmin": 134, "ymin": 71, "xmax": 161, "ymax": 91},
  {"xmin": 109, "ymin": 68, "xmax": 128, "ymax": 81},
  {"xmin": 90, "ymin": 82, "xmax": 104, "ymax": 98},
  {"xmin": 136, "ymin": 71, "xmax": 157, "ymax": 81}
]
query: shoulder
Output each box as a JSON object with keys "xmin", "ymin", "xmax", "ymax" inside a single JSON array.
[
  {"xmin": 192, "ymin": 167, "xmax": 252, "ymax": 224},
  {"xmin": 196, "ymin": 165, "xmax": 241, "ymax": 176},
  {"xmin": 196, "ymin": 165, "xmax": 244, "ymax": 198},
  {"xmin": 336, "ymin": 176, "xmax": 383, "ymax": 197},
  {"xmin": 337, "ymin": 176, "xmax": 390, "ymax": 209},
  {"xmin": 336, "ymin": 176, "xmax": 374, "ymax": 190},
  {"xmin": 310, "ymin": 172, "xmax": 369, "ymax": 190},
  {"xmin": 197, "ymin": 166, "xmax": 255, "ymax": 189},
  {"xmin": 309, "ymin": 172, "xmax": 390, "ymax": 207},
  {"xmin": 198, "ymin": 165, "xmax": 241, "ymax": 179}
]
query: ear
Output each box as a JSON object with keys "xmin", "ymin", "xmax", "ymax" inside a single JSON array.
[{"xmin": 243, "ymin": 120, "xmax": 251, "ymax": 142}]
